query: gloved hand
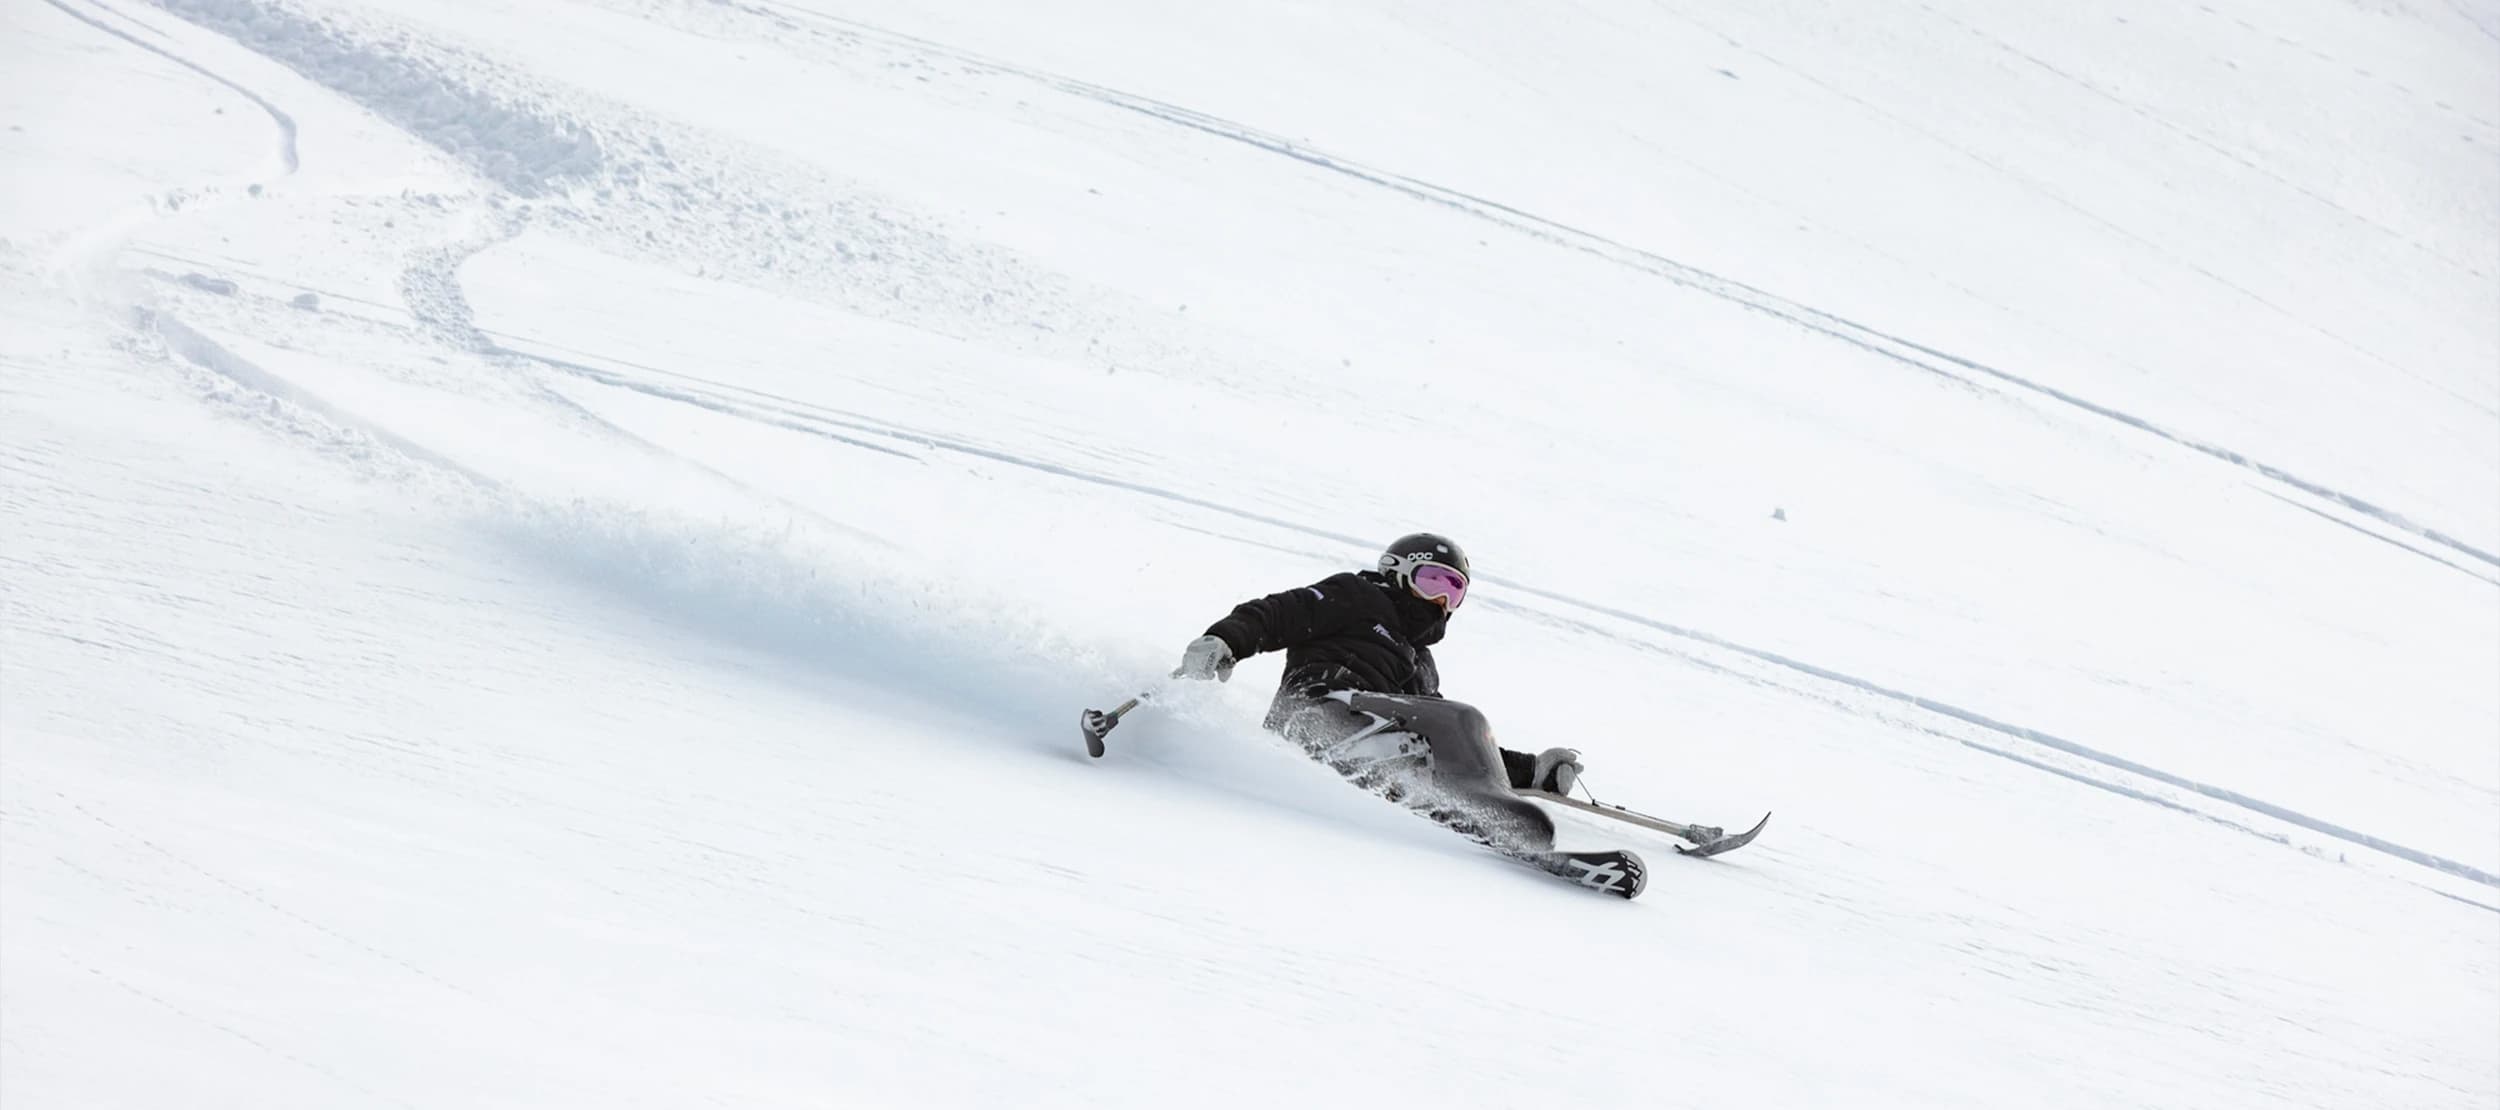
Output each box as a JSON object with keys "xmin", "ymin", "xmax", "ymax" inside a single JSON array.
[
  {"xmin": 1174, "ymin": 634, "xmax": 1235, "ymax": 681},
  {"xmin": 1530, "ymin": 747, "xmax": 1584, "ymax": 794}
]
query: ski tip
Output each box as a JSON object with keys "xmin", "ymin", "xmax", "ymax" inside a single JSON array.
[{"xmin": 1675, "ymin": 811, "xmax": 1771, "ymax": 858}]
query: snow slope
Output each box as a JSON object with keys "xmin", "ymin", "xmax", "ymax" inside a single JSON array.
[{"xmin": 4, "ymin": 0, "xmax": 2495, "ymax": 1106}]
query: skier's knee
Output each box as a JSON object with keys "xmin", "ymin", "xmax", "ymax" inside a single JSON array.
[{"xmin": 1443, "ymin": 701, "xmax": 1492, "ymax": 743}]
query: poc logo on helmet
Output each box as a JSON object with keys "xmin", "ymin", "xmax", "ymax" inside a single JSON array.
[{"xmin": 1381, "ymin": 547, "xmax": 1452, "ymax": 571}]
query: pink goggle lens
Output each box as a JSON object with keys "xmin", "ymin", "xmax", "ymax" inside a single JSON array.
[{"xmin": 1411, "ymin": 564, "xmax": 1468, "ymax": 609}]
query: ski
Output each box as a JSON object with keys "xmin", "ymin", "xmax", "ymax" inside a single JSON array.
[
  {"xmin": 1402, "ymin": 792, "xmax": 1649, "ymax": 899},
  {"xmin": 1521, "ymin": 847, "xmax": 1648, "ymax": 899},
  {"xmin": 1524, "ymin": 790, "xmax": 1772, "ymax": 859}
]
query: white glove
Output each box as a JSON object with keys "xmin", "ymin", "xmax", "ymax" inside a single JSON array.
[
  {"xmin": 1175, "ymin": 635, "xmax": 1235, "ymax": 681},
  {"xmin": 1530, "ymin": 747, "xmax": 1583, "ymax": 794}
]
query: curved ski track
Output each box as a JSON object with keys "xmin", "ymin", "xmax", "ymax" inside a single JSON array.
[{"xmin": 42, "ymin": 0, "xmax": 299, "ymax": 176}]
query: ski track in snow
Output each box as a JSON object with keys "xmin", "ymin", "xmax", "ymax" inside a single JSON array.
[
  {"xmin": 140, "ymin": 0, "xmax": 1306, "ymax": 404},
  {"xmin": 147, "ymin": 0, "xmax": 601, "ymax": 197},
  {"xmin": 135, "ymin": 288, "xmax": 504, "ymax": 489},
  {"xmin": 2449, "ymin": 0, "xmax": 2500, "ymax": 46},
  {"xmin": 1911, "ymin": 0, "xmax": 2491, "ymax": 284},
  {"xmin": 40, "ymin": 0, "xmax": 300, "ymax": 177},
  {"xmin": 1640, "ymin": 0, "xmax": 2493, "ymax": 408},
  {"xmin": 94, "ymin": 0, "xmax": 2496, "ymax": 894},
  {"xmin": 2258, "ymin": 488, "xmax": 2500, "ymax": 587},
  {"xmin": 749, "ymin": 0, "xmax": 2500, "ymax": 578}
]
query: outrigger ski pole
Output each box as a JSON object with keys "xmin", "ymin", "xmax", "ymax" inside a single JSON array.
[
  {"xmin": 1085, "ymin": 657, "xmax": 1211, "ymax": 757},
  {"xmin": 1079, "ymin": 689, "xmax": 1155, "ymax": 758},
  {"xmin": 1523, "ymin": 783, "xmax": 1772, "ymax": 859}
]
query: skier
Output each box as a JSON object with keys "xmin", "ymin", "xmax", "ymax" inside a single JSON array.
[{"xmin": 1172, "ymin": 533, "xmax": 1587, "ymax": 853}]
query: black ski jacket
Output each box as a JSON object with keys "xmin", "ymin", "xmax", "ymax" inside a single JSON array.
[
  {"xmin": 1203, "ymin": 570, "xmax": 1451, "ymax": 700},
  {"xmin": 1204, "ymin": 571, "xmax": 1546, "ymax": 791}
]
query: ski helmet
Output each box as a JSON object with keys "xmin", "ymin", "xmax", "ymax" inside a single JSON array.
[{"xmin": 1378, "ymin": 532, "xmax": 1471, "ymax": 612}]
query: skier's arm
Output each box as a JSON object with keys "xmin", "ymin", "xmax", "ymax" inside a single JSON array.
[{"xmin": 1202, "ymin": 577, "xmax": 1359, "ymax": 659}]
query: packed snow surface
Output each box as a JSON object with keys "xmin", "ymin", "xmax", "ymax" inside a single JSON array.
[{"xmin": 4, "ymin": 0, "xmax": 2495, "ymax": 1106}]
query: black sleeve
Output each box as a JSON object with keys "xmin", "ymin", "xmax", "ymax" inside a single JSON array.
[
  {"xmin": 1499, "ymin": 747, "xmax": 1538, "ymax": 791},
  {"xmin": 1203, "ymin": 575, "xmax": 1364, "ymax": 659}
]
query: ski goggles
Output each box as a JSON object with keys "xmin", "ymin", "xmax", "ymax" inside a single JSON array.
[{"xmin": 1408, "ymin": 563, "xmax": 1469, "ymax": 611}]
